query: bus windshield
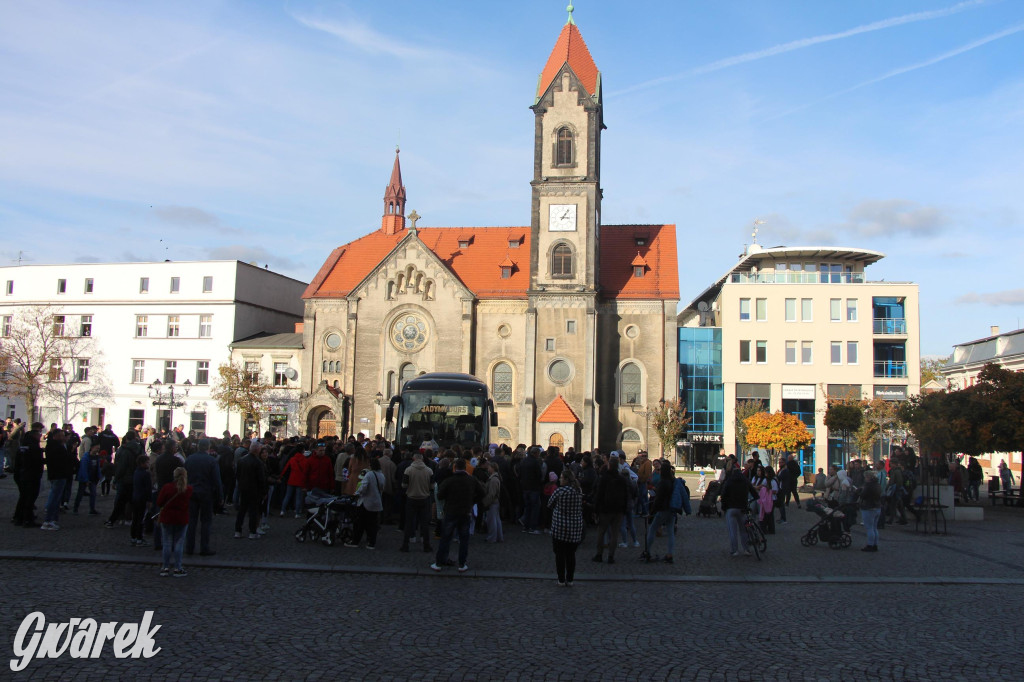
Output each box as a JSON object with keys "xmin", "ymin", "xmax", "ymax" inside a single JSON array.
[{"xmin": 398, "ymin": 390, "xmax": 487, "ymax": 450}]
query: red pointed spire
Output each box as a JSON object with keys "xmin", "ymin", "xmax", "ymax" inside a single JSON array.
[
  {"xmin": 537, "ymin": 22, "xmax": 600, "ymax": 99},
  {"xmin": 381, "ymin": 147, "xmax": 406, "ymax": 235}
]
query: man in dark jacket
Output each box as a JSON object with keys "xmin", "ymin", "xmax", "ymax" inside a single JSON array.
[
  {"xmin": 12, "ymin": 423, "xmax": 45, "ymax": 526},
  {"xmin": 104, "ymin": 431, "xmax": 141, "ymax": 527},
  {"xmin": 430, "ymin": 458, "xmax": 484, "ymax": 572},
  {"xmin": 720, "ymin": 461, "xmax": 758, "ymax": 556},
  {"xmin": 41, "ymin": 429, "xmax": 74, "ymax": 530},
  {"xmin": 234, "ymin": 446, "xmax": 268, "ymax": 539},
  {"xmin": 184, "ymin": 438, "xmax": 223, "ymax": 555},
  {"xmin": 95, "ymin": 425, "xmax": 120, "ymax": 456},
  {"xmin": 518, "ymin": 447, "xmax": 544, "ymax": 534},
  {"xmin": 592, "ymin": 456, "xmax": 629, "ymax": 564}
]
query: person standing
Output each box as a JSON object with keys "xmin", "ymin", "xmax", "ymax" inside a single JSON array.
[
  {"xmin": 642, "ymin": 461, "xmax": 677, "ymax": 564},
  {"xmin": 859, "ymin": 469, "xmax": 882, "ymax": 552},
  {"xmin": 431, "ymin": 458, "xmax": 485, "ymax": 572},
  {"xmin": 548, "ymin": 469, "xmax": 584, "ymax": 586},
  {"xmin": 184, "ymin": 438, "xmax": 223, "ymax": 556},
  {"xmin": 13, "ymin": 423, "xmax": 45, "ymax": 527},
  {"xmin": 157, "ymin": 467, "xmax": 193, "ymax": 577},
  {"xmin": 400, "ymin": 453, "xmax": 434, "ymax": 552},
  {"xmin": 967, "ymin": 457, "xmax": 983, "ymax": 502},
  {"xmin": 998, "ymin": 459, "xmax": 1015, "ymax": 494},
  {"xmin": 591, "ymin": 456, "xmax": 628, "ymax": 564},
  {"xmin": 720, "ymin": 460, "xmax": 757, "ymax": 557},
  {"xmin": 41, "ymin": 429, "xmax": 72, "ymax": 530},
  {"xmin": 518, "ymin": 447, "xmax": 544, "ymax": 534},
  {"xmin": 234, "ymin": 444, "xmax": 268, "ymax": 540},
  {"xmin": 130, "ymin": 455, "xmax": 152, "ymax": 546},
  {"xmin": 347, "ymin": 458, "xmax": 384, "ymax": 549},
  {"xmin": 482, "ymin": 462, "xmax": 503, "ymax": 543},
  {"xmin": 104, "ymin": 431, "xmax": 141, "ymax": 527}
]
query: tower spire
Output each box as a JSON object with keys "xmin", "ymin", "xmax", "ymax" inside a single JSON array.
[
  {"xmin": 566, "ymin": 2, "xmax": 575, "ymax": 25},
  {"xmin": 381, "ymin": 147, "xmax": 407, "ymax": 235}
]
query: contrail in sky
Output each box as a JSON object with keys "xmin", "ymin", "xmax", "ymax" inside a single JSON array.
[{"xmin": 610, "ymin": 0, "xmax": 988, "ymax": 97}]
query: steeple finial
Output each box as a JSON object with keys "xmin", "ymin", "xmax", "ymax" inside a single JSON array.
[
  {"xmin": 381, "ymin": 148, "xmax": 407, "ymax": 235},
  {"xmin": 566, "ymin": 3, "xmax": 575, "ymax": 25}
]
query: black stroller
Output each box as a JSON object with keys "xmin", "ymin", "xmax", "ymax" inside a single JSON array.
[
  {"xmin": 801, "ymin": 498, "xmax": 852, "ymax": 549},
  {"xmin": 697, "ymin": 481, "xmax": 722, "ymax": 517},
  {"xmin": 295, "ymin": 491, "xmax": 356, "ymax": 546}
]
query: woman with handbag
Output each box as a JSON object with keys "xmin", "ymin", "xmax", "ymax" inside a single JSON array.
[{"xmin": 157, "ymin": 467, "xmax": 193, "ymax": 577}]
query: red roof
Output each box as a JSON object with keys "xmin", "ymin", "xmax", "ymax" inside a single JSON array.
[
  {"xmin": 631, "ymin": 253, "xmax": 647, "ymax": 267},
  {"xmin": 600, "ymin": 225, "xmax": 679, "ymax": 300},
  {"xmin": 304, "ymin": 224, "xmax": 678, "ymax": 302},
  {"xmin": 538, "ymin": 23, "xmax": 600, "ymax": 98},
  {"xmin": 537, "ymin": 395, "xmax": 580, "ymax": 423}
]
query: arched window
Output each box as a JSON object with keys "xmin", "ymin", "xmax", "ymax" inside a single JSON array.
[
  {"xmin": 497, "ymin": 427, "xmax": 511, "ymax": 442},
  {"xmin": 386, "ymin": 371, "xmax": 396, "ymax": 399},
  {"xmin": 399, "ymin": 362, "xmax": 417, "ymax": 390},
  {"xmin": 620, "ymin": 362, "xmax": 642, "ymax": 405},
  {"xmin": 555, "ymin": 127, "xmax": 574, "ymax": 166},
  {"xmin": 492, "ymin": 362, "xmax": 513, "ymax": 403},
  {"xmin": 621, "ymin": 429, "xmax": 642, "ymax": 443},
  {"xmin": 551, "ymin": 243, "xmax": 573, "ymax": 277},
  {"xmin": 322, "ymin": 361, "xmax": 328, "ymax": 373}
]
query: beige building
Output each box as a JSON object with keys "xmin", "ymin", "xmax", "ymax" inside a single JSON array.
[
  {"xmin": 678, "ymin": 243, "xmax": 920, "ymax": 473},
  {"xmin": 297, "ymin": 17, "xmax": 679, "ymax": 452}
]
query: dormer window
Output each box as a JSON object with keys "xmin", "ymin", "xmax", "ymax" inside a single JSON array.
[
  {"xmin": 554, "ymin": 127, "xmax": 574, "ymax": 167},
  {"xmin": 499, "ymin": 256, "xmax": 515, "ymax": 280},
  {"xmin": 631, "ymin": 253, "xmax": 648, "ymax": 278},
  {"xmin": 509, "ymin": 240, "xmax": 520, "ymax": 248},
  {"xmin": 458, "ymin": 234, "xmax": 473, "ymax": 249},
  {"xmin": 634, "ymin": 266, "xmax": 645, "ymax": 278},
  {"xmin": 634, "ymin": 236, "xmax": 648, "ymax": 247}
]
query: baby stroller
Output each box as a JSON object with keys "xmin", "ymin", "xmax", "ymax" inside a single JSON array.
[
  {"xmin": 697, "ymin": 480, "xmax": 722, "ymax": 518},
  {"xmin": 801, "ymin": 498, "xmax": 851, "ymax": 549},
  {"xmin": 295, "ymin": 491, "xmax": 356, "ymax": 546}
]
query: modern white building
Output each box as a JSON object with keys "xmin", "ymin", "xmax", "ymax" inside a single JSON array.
[
  {"xmin": 0, "ymin": 261, "xmax": 306, "ymax": 436},
  {"xmin": 677, "ymin": 243, "xmax": 921, "ymax": 474}
]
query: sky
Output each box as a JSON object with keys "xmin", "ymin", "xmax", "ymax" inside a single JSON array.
[{"xmin": 1, "ymin": 0, "xmax": 1022, "ymax": 357}]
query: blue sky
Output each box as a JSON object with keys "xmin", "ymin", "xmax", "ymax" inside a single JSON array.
[{"xmin": 1, "ymin": 0, "xmax": 1022, "ymax": 356}]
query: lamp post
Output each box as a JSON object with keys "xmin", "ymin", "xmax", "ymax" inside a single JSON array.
[
  {"xmin": 148, "ymin": 378, "xmax": 191, "ymax": 432},
  {"xmin": 374, "ymin": 391, "xmax": 383, "ymax": 435}
]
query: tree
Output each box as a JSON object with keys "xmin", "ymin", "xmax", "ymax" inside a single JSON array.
[
  {"xmin": 824, "ymin": 398, "xmax": 863, "ymax": 465},
  {"xmin": 38, "ymin": 332, "xmax": 113, "ymax": 424},
  {"xmin": 920, "ymin": 356, "xmax": 951, "ymax": 385},
  {"xmin": 210, "ymin": 362, "xmax": 272, "ymax": 433},
  {"xmin": 972, "ymin": 363, "xmax": 1024, "ymax": 485},
  {"xmin": 735, "ymin": 399, "xmax": 766, "ymax": 455},
  {"xmin": 648, "ymin": 398, "xmax": 691, "ymax": 464},
  {"xmin": 0, "ymin": 305, "xmax": 74, "ymax": 421},
  {"xmin": 862, "ymin": 398, "xmax": 906, "ymax": 460},
  {"xmin": 743, "ymin": 410, "xmax": 813, "ymax": 469}
]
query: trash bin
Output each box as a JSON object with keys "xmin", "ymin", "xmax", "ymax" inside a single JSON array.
[{"xmin": 989, "ymin": 476, "xmax": 1001, "ymax": 493}]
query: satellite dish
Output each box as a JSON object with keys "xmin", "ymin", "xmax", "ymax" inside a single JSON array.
[
  {"xmin": 284, "ymin": 368, "xmax": 299, "ymax": 381},
  {"xmin": 697, "ymin": 301, "xmax": 709, "ymax": 312}
]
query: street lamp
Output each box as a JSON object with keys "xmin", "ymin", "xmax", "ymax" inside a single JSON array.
[{"xmin": 148, "ymin": 378, "xmax": 191, "ymax": 431}]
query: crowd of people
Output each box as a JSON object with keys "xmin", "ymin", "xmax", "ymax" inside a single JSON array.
[{"xmin": 1, "ymin": 418, "xmax": 695, "ymax": 582}]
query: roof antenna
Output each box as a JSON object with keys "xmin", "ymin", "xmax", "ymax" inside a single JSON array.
[
  {"xmin": 566, "ymin": 2, "xmax": 575, "ymax": 25},
  {"xmin": 751, "ymin": 219, "xmax": 765, "ymax": 245}
]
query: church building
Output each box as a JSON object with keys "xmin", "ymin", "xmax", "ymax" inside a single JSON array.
[{"xmin": 299, "ymin": 12, "xmax": 679, "ymax": 454}]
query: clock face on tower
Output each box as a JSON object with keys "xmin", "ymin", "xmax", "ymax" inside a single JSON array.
[{"xmin": 548, "ymin": 204, "xmax": 577, "ymax": 232}]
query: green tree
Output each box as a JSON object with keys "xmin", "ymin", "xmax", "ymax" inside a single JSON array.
[
  {"xmin": 824, "ymin": 399, "xmax": 863, "ymax": 465},
  {"xmin": 920, "ymin": 356, "xmax": 951, "ymax": 384},
  {"xmin": 649, "ymin": 398, "xmax": 691, "ymax": 463},
  {"xmin": 735, "ymin": 399, "xmax": 766, "ymax": 455},
  {"xmin": 211, "ymin": 362, "xmax": 272, "ymax": 434}
]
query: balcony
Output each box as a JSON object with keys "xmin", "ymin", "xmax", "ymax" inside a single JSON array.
[
  {"xmin": 874, "ymin": 361, "xmax": 908, "ymax": 378},
  {"xmin": 729, "ymin": 272, "xmax": 865, "ymax": 284},
  {"xmin": 873, "ymin": 318, "xmax": 907, "ymax": 335}
]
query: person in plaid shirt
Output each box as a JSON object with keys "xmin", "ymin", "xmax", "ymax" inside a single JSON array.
[{"xmin": 548, "ymin": 469, "xmax": 584, "ymax": 586}]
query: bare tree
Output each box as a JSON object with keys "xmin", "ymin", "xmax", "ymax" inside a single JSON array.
[
  {"xmin": 39, "ymin": 332, "xmax": 113, "ymax": 424},
  {"xmin": 0, "ymin": 305, "xmax": 68, "ymax": 421}
]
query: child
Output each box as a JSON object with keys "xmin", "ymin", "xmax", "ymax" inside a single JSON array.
[{"xmin": 130, "ymin": 455, "xmax": 151, "ymax": 546}]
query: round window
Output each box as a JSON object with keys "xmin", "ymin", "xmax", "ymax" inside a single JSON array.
[
  {"xmin": 390, "ymin": 314, "xmax": 429, "ymax": 353},
  {"xmin": 548, "ymin": 359, "xmax": 572, "ymax": 384},
  {"xmin": 498, "ymin": 324, "xmax": 511, "ymax": 338},
  {"xmin": 624, "ymin": 325, "xmax": 639, "ymax": 340},
  {"xmin": 325, "ymin": 332, "xmax": 342, "ymax": 349}
]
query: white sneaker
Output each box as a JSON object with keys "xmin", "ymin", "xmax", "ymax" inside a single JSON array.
[
  {"xmin": 248, "ymin": 533, "xmax": 259, "ymax": 540},
  {"xmin": 233, "ymin": 531, "xmax": 243, "ymax": 539},
  {"xmin": 458, "ymin": 564, "xmax": 469, "ymax": 573},
  {"xmin": 40, "ymin": 522, "xmax": 54, "ymax": 531},
  {"xmin": 632, "ymin": 541, "xmax": 641, "ymax": 548},
  {"xmin": 429, "ymin": 562, "xmax": 442, "ymax": 572},
  {"xmin": 617, "ymin": 542, "xmax": 627, "ymax": 548}
]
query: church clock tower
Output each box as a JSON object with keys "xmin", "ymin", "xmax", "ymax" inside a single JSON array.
[{"xmin": 523, "ymin": 6, "xmax": 605, "ymax": 452}]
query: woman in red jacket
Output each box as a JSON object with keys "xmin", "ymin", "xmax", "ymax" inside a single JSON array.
[
  {"xmin": 279, "ymin": 448, "xmax": 311, "ymax": 518},
  {"xmin": 157, "ymin": 467, "xmax": 193, "ymax": 578}
]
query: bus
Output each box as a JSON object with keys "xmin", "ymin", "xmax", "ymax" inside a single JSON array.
[{"xmin": 385, "ymin": 372, "xmax": 498, "ymax": 451}]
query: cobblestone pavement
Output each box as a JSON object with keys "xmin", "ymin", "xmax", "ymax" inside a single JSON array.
[
  {"xmin": 3, "ymin": 477, "xmax": 1024, "ymax": 583},
  {"xmin": 1, "ymin": 477, "xmax": 1021, "ymax": 679},
  {"xmin": 0, "ymin": 559, "xmax": 1016, "ymax": 681}
]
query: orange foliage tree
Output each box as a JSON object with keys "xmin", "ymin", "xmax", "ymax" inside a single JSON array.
[{"xmin": 743, "ymin": 410, "xmax": 813, "ymax": 469}]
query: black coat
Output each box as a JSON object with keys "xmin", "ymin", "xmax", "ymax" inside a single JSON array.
[
  {"xmin": 518, "ymin": 455, "xmax": 543, "ymax": 492},
  {"xmin": 593, "ymin": 469, "xmax": 628, "ymax": 514},
  {"xmin": 236, "ymin": 453, "xmax": 268, "ymax": 499},
  {"xmin": 437, "ymin": 471, "xmax": 484, "ymax": 518}
]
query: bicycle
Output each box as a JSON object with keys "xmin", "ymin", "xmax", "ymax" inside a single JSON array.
[{"xmin": 742, "ymin": 507, "xmax": 767, "ymax": 560}]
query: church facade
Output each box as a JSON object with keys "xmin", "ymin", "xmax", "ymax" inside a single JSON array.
[{"xmin": 299, "ymin": 16, "xmax": 679, "ymax": 454}]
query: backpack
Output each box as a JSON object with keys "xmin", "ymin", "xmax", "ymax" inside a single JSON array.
[{"xmin": 669, "ymin": 478, "xmax": 691, "ymax": 514}]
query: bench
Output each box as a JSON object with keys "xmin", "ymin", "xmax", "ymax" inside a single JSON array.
[
  {"xmin": 989, "ymin": 489, "xmax": 1021, "ymax": 507},
  {"xmin": 909, "ymin": 498, "xmax": 947, "ymax": 534}
]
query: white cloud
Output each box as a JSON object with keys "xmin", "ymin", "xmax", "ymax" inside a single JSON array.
[
  {"xmin": 207, "ymin": 245, "xmax": 300, "ymax": 272},
  {"xmin": 842, "ymin": 199, "xmax": 950, "ymax": 238},
  {"xmin": 956, "ymin": 289, "xmax": 1024, "ymax": 305}
]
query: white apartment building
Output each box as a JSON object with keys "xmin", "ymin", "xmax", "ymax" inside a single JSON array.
[
  {"xmin": 678, "ymin": 244, "xmax": 921, "ymax": 475},
  {"xmin": 0, "ymin": 261, "xmax": 306, "ymax": 436}
]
